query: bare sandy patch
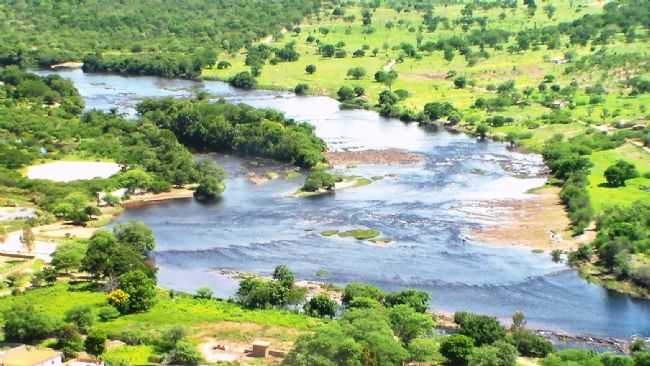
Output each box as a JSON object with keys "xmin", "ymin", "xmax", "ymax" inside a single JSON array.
[
  {"xmin": 326, "ymin": 149, "xmax": 424, "ymax": 166},
  {"xmin": 26, "ymin": 161, "xmax": 121, "ymax": 182},
  {"xmin": 470, "ymin": 186, "xmax": 594, "ymax": 251},
  {"xmin": 123, "ymin": 188, "xmax": 194, "ymax": 207},
  {"xmin": 401, "ymin": 71, "xmax": 448, "ymax": 81}
]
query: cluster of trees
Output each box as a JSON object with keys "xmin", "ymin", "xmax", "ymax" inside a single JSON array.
[
  {"xmin": 302, "ymin": 170, "xmax": 336, "ymax": 192},
  {"xmin": 542, "ymin": 135, "xmax": 594, "ymax": 234},
  {"xmin": 583, "ymin": 202, "xmax": 650, "ymax": 287},
  {"xmin": 136, "ymin": 98, "xmax": 326, "ymax": 168},
  {"xmin": 0, "ymin": 0, "xmax": 322, "ymax": 73},
  {"xmin": 236, "ymin": 265, "xmax": 306, "ymax": 309},
  {"xmin": 82, "ymin": 52, "xmax": 215, "ymax": 79}
]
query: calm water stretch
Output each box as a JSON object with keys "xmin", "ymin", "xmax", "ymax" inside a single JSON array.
[{"xmin": 40, "ymin": 69, "xmax": 650, "ymax": 338}]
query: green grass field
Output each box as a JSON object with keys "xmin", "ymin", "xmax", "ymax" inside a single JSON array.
[
  {"xmin": 0, "ymin": 283, "xmax": 318, "ymax": 341},
  {"xmin": 587, "ymin": 143, "xmax": 650, "ymax": 212}
]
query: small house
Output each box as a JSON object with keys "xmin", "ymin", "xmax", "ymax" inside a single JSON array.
[{"xmin": 0, "ymin": 346, "xmax": 62, "ymax": 366}]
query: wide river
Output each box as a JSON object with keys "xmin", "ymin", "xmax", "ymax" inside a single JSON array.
[{"xmin": 41, "ymin": 69, "xmax": 650, "ymax": 338}]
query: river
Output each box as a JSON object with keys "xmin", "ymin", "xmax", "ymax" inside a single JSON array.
[{"xmin": 39, "ymin": 69, "xmax": 650, "ymax": 339}]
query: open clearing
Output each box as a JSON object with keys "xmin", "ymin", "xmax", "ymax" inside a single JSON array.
[{"xmin": 26, "ymin": 161, "xmax": 121, "ymax": 182}]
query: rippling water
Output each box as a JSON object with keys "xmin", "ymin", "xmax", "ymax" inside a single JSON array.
[{"xmin": 40, "ymin": 69, "xmax": 650, "ymax": 338}]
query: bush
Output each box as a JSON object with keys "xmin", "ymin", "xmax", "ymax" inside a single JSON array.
[
  {"xmin": 116, "ymin": 270, "xmax": 157, "ymax": 314},
  {"xmin": 229, "ymin": 71, "xmax": 257, "ymax": 89},
  {"xmin": 85, "ymin": 329, "xmax": 107, "ymax": 356},
  {"xmin": 305, "ymin": 64, "xmax": 316, "ymax": 74},
  {"xmin": 458, "ymin": 314, "xmax": 506, "ymax": 346},
  {"xmin": 98, "ymin": 305, "xmax": 121, "ymax": 322},
  {"xmin": 304, "ymin": 294, "xmax": 338, "ymax": 318},
  {"xmin": 3, "ymin": 304, "xmax": 58, "ymax": 343},
  {"xmin": 440, "ymin": 334, "xmax": 475, "ymax": 366},
  {"xmin": 302, "ymin": 170, "xmax": 335, "ymax": 192},
  {"xmin": 511, "ymin": 330, "xmax": 553, "ymax": 357},
  {"xmin": 408, "ymin": 338, "xmax": 440, "ymax": 363},
  {"xmin": 294, "ymin": 83, "xmax": 309, "ymax": 95},
  {"xmin": 604, "ymin": 160, "xmax": 639, "ymax": 187},
  {"xmin": 64, "ymin": 305, "xmax": 95, "ymax": 333},
  {"xmin": 166, "ymin": 340, "xmax": 201, "ymax": 365},
  {"xmin": 342, "ymin": 283, "xmax": 385, "ymax": 306},
  {"xmin": 347, "ymin": 67, "xmax": 367, "ymax": 80}
]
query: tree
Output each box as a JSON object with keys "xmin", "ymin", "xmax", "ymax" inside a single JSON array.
[
  {"xmin": 158, "ymin": 326, "xmax": 188, "ymax": 352},
  {"xmin": 294, "ymin": 83, "xmax": 309, "ymax": 95},
  {"xmin": 458, "ymin": 314, "xmax": 506, "ymax": 346},
  {"xmin": 194, "ymin": 287, "xmax": 213, "ymax": 300},
  {"xmin": 166, "ymin": 340, "xmax": 201, "ymax": 365},
  {"xmin": 475, "ymin": 124, "xmax": 489, "ymax": 140},
  {"xmin": 283, "ymin": 322, "xmax": 362, "ymax": 366},
  {"xmin": 55, "ymin": 324, "xmax": 84, "ymax": 360},
  {"xmin": 320, "ymin": 44, "xmax": 336, "ymax": 57},
  {"xmin": 116, "ymin": 270, "xmax": 157, "ymax": 314},
  {"xmin": 384, "ymin": 289, "xmax": 430, "ymax": 313},
  {"xmin": 304, "ymin": 294, "xmax": 338, "ymax": 318},
  {"xmin": 342, "ymin": 283, "xmax": 385, "ymax": 306},
  {"xmin": 273, "ymin": 265, "xmax": 295, "ymax": 288},
  {"xmin": 64, "ymin": 305, "xmax": 95, "ymax": 333},
  {"xmin": 408, "ymin": 338, "xmax": 439, "ymax": 363},
  {"xmin": 440, "ymin": 335, "xmax": 475, "ymax": 366},
  {"xmin": 337, "ymin": 86, "xmax": 355, "ymax": 101},
  {"xmin": 388, "ymin": 304, "xmax": 435, "ymax": 344},
  {"xmin": 511, "ymin": 330, "xmax": 553, "ymax": 357},
  {"xmin": 454, "ymin": 76, "xmax": 467, "ymax": 89},
  {"xmin": 85, "ymin": 329, "xmax": 107, "ymax": 357},
  {"xmin": 53, "ymin": 192, "xmax": 96, "ymax": 225},
  {"xmin": 604, "ymin": 160, "xmax": 639, "ymax": 187},
  {"xmin": 543, "ymin": 4, "xmax": 556, "ymax": 18},
  {"xmin": 118, "ymin": 168, "xmax": 153, "ymax": 193},
  {"xmin": 114, "ymin": 221, "xmax": 156, "ymax": 255},
  {"xmin": 229, "ymin": 71, "xmax": 257, "ymax": 89},
  {"xmin": 347, "ymin": 67, "xmax": 367, "ymax": 80},
  {"xmin": 305, "ymin": 64, "xmax": 316, "ymax": 74},
  {"xmin": 194, "ymin": 175, "xmax": 224, "ymax": 201},
  {"xmin": 468, "ymin": 341, "xmax": 517, "ymax": 366},
  {"xmin": 3, "ymin": 304, "xmax": 57, "ymax": 343},
  {"xmin": 302, "ymin": 170, "xmax": 335, "ymax": 191},
  {"xmin": 82, "ymin": 230, "xmax": 145, "ymax": 285}
]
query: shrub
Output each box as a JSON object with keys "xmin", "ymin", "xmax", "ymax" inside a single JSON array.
[
  {"xmin": 604, "ymin": 160, "xmax": 639, "ymax": 187},
  {"xmin": 511, "ymin": 330, "xmax": 553, "ymax": 357},
  {"xmin": 294, "ymin": 83, "xmax": 309, "ymax": 95},
  {"xmin": 458, "ymin": 314, "xmax": 506, "ymax": 346},
  {"xmin": 64, "ymin": 305, "xmax": 95, "ymax": 333},
  {"xmin": 304, "ymin": 294, "xmax": 338, "ymax": 318},
  {"xmin": 305, "ymin": 64, "xmax": 316, "ymax": 74},
  {"xmin": 3, "ymin": 304, "xmax": 57, "ymax": 343},
  {"xmin": 302, "ymin": 170, "xmax": 335, "ymax": 192},
  {"xmin": 342, "ymin": 283, "xmax": 385, "ymax": 306},
  {"xmin": 85, "ymin": 329, "xmax": 107, "ymax": 356},
  {"xmin": 229, "ymin": 71, "xmax": 257, "ymax": 89},
  {"xmin": 440, "ymin": 334, "xmax": 475, "ymax": 366}
]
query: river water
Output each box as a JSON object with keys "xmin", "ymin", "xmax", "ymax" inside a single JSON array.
[{"xmin": 39, "ymin": 69, "xmax": 650, "ymax": 338}]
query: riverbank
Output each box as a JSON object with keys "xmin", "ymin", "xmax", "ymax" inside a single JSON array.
[{"xmin": 470, "ymin": 186, "xmax": 591, "ymax": 252}]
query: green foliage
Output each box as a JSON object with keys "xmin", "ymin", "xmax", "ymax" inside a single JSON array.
[
  {"xmin": 294, "ymin": 83, "xmax": 309, "ymax": 95},
  {"xmin": 64, "ymin": 305, "xmax": 95, "ymax": 333},
  {"xmin": 82, "ymin": 230, "xmax": 147, "ymax": 283},
  {"xmin": 85, "ymin": 329, "xmax": 108, "ymax": 356},
  {"xmin": 52, "ymin": 240, "xmax": 86, "ymax": 273},
  {"xmin": 304, "ymin": 294, "xmax": 338, "ymax": 318},
  {"xmin": 384, "ymin": 289, "xmax": 430, "ymax": 313},
  {"xmin": 511, "ymin": 329, "xmax": 553, "ymax": 357},
  {"xmin": 166, "ymin": 340, "xmax": 201, "ymax": 365},
  {"xmin": 283, "ymin": 322, "xmax": 363, "ymax": 366},
  {"xmin": 408, "ymin": 338, "xmax": 440, "ymax": 363},
  {"xmin": 347, "ymin": 67, "xmax": 367, "ymax": 80},
  {"xmin": 604, "ymin": 160, "xmax": 639, "ymax": 187},
  {"xmin": 114, "ymin": 221, "xmax": 156, "ymax": 255},
  {"xmin": 342, "ymin": 283, "xmax": 385, "ymax": 307},
  {"xmin": 388, "ymin": 304, "xmax": 434, "ymax": 345},
  {"xmin": 237, "ymin": 266, "xmax": 304, "ymax": 309},
  {"xmin": 55, "ymin": 324, "xmax": 84, "ymax": 360},
  {"xmin": 3, "ymin": 303, "xmax": 58, "ymax": 343},
  {"xmin": 468, "ymin": 341, "xmax": 517, "ymax": 366},
  {"xmin": 229, "ymin": 71, "xmax": 257, "ymax": 89},
  {"xmin": 302, "ymin": 170, "xmax": 336, "ymax": 192},
  {"xmin": 305, "ymin": 64, "xmax": 317, "ymax": 74},
  {"xmin": 440, "ymin": 334, "xmax": 475, "ymax": 366},
  {"xmin": 194, "ymin": 287, "xmax": 213, "ymax": 300},
  {"xmin": 456, "ymin": 313, "xmax": 506, "ymax": 346},
  {"xmin": 116, "ymin": 271, "xmax": 157, "ymax": 314},
  {"xmin": 137, "ymin": 98, "xmax": 326, "ymax": 169}
]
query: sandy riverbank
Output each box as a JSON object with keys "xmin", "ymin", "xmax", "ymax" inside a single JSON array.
[
  {"xmin": 470, "ymin": 186, "xmax": 594, "ymax": 251},
  {"xmin": 122, "ymin": 188, "xmax": 195, "ymax": 207}
]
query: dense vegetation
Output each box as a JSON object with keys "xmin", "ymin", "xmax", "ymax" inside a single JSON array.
[
  {"xmin": 0, "ymin": 0, "xmax": 321, "ymax": 77},
  {"xmin": 136, "ymin": 98, "xmax": 327, "ymax": 168}
]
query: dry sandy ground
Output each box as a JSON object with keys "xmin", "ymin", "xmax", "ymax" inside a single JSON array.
[
  {"xmin": 123, "ymin": 188, "xmax": 194, "ymax": 207},
  {"xmin": 326, "ymin": 148, "xmax": 424, "ymax": 166},
  {"xmin": 470, "ymin": 186, "xmax": 594, "ymax": 251},
  {"xmin": 26, "ymin": 161, "xmax": 121, "ymax": 182}
]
